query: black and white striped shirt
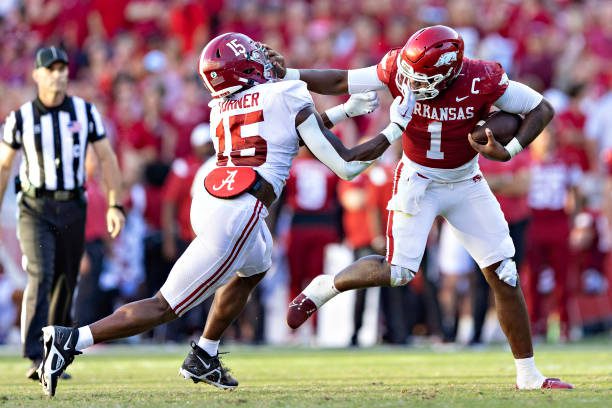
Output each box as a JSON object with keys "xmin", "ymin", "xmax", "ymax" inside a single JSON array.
[{"xmin": 2, "ymin": 95, "xmax": 106, "ymax": 191}]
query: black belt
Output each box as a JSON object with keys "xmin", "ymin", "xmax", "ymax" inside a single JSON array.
[
  {"xmin": 247, "ymin": 174, "xmax": 276, "ymax": 208},
  {"xmin": 22, "ymin": 186, "xmax": 84, "ymax": 201}
]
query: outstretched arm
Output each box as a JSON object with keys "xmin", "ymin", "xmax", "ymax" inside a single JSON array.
[
  {"xmin": 264, "ymin": 44, "xmax": 385, "ymax": 95},
  {"xmin": 295, "ymin": 92, "xmax": 414, "ymax": 180},
  {"xmin": 321, "ymin": 91, "xmax": 379, "ymax": 129}
]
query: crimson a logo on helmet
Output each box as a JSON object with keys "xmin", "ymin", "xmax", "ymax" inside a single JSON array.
[{"xmin": 433, "ymin": 51, "xmax": 458, "ymax": 67}]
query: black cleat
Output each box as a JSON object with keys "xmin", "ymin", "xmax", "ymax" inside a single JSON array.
[
  {"xmin": 179, "ymin": 341, "xmax": 238, "ymax": 390},
  {"xmin": 39, "ymin": 326, "xmax": 81, "ymax": 397}
]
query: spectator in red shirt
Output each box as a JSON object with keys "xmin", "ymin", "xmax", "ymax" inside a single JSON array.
[
  {"xmin": 166, "ymin": 75, "xmax": 210, "ymax": 160},
  {"xmin": 526, "ymin": 127, "xmax": 583, "ymax": 341},
  {"xmin": 89, "ymin": 0, "xmax": 130, "ymax": 40},
  {"xmin": 168, "ymin": 0, "xmax": 209, "ymax": 53},
  {"xmin": 161, "ymin": 123, "xmax": 214, "ymax": 262},
  {"xmin": 555, "ymin": 85, "xmax": 591, "ymax": 172},
  {"xmin": 570, "ymin": 208, "xmax": 609, "ymax": 296}
]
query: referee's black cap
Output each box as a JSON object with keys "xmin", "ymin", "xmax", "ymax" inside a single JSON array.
[{"xmin": 35, "ymin": 46, "xmax": 69, "ymax": 68}]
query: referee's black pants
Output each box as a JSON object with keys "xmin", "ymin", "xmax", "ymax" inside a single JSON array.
[{"xmin": 18, "ymin": 194, "xmax": 86, "ymax": 362}]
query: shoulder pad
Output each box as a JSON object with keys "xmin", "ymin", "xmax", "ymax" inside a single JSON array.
[
  {"xmin": 474, "ymin": 60, "xmax": 508, "ymax": 95},
  {"xmin": 268, "ymin": 80, "xmax": 314, "ymax": 113},
  {"xmin": 377, "ymin": 48, "xmax": 401, "ymax": 85}
]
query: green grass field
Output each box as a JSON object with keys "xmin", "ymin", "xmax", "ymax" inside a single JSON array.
[{"xmin": 0, "ymin": 342, "xmax": 610, "ymax": 407}]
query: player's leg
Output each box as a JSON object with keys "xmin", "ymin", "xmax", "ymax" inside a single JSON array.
[
  {"xmin": 287, "ymin": 171, "xmax": 439, "ymax": 329},
  {"xmin": 88, "ymin": 292, "xmax": 177, "ymax": 342},
  {"xmin": 202, "ymin": 272, "xmax": 267, "ymax": 341},
  {"xmin": 178, "ymin": 273, "xmax": 267, "ymax": 390},
  {"xmin": 40, "ymin": 195, "xmax": 266, "ymax": 396},
  {"xmin": 180, "ymin": 213, "xmax": 272, "ymax": 389},
  {"xmin": 85, "ymin": 215, "xmax": 257, "ymax": 345},
  {"xmin": 446, "ymin": 178, "xmax": 572, "ymax": 389}
]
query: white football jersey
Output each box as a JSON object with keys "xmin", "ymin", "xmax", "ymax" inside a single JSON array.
[{"xmin": 208, "ymin": 80, "xmax": 314, "ymax": 197}]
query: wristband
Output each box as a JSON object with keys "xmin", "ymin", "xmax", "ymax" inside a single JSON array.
[
  {"xmin": 110, "ymin": 204, "xmax": 126, "ymax": 216},
  {"xmin": 324, "ymin": 104, "xmax": 349, "ymax": 126},
  {"xmin": 381, "ymin": 123, "xmax": 404, "ymax": 144},
  {"xmin": 284, "ymin": 68, "xmax": 300, "ymax": 80},
  {"xmin": 504, "ymin": 137, "xmax": 523, "ymax": 159}
]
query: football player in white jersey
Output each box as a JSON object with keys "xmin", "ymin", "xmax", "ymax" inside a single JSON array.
[{"xmin": 36, "ymin": 32, "xmax": 415, "ymax": 397}]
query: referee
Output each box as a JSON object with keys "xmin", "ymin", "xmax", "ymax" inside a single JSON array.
[{"xmin": 0, "ymin": 46, "xmax": 125, "ymax": 380}]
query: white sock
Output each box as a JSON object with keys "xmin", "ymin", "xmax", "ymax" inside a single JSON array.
[
  {"xmin": 515, "ymin": 356, "xmax": 546, "ymax": 389},
  {"xmin": 303, "ymin": 275, "xmax": 340, "ymax": 308},
  {"xmin": 75, "ymin": 326, "xmax": 94, "ymax": 351},
  {"xmin": 197, "ymin": 337, "xmax": 219, "ymax": 356}
]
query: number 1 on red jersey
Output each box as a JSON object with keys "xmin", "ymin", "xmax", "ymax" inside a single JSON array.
[{"xmin": 426, "ymin": 121, "xmax": 444, "ymax": 160}]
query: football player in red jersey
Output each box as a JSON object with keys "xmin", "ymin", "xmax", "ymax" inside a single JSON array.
[{"xmin": 272, "ymin": 25, "xmax": 572, "ymax": 390}]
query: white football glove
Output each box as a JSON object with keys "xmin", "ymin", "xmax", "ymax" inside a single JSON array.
[
  {"xmin": 343, "ymin": 91, "xmax": 380, "ymax": 117},
  {"xmin": 390, "ymin": 88, "xmax": 416, "ymax": 130},
  {"xmin": 325, "ymin": 91, "xmax": 380, "ymax": 126},
  {"xmin": 382, "ymin": 88, "xmax": 416, "ymax": 143}
]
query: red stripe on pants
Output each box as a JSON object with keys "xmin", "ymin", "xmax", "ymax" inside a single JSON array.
[
  {"xmin": 174, "ymin": 201, "xmax": 263, "ymax": 315},
  {"xmin": 386, "ymin": 161, "xmax": 404, "ymax": 264}
]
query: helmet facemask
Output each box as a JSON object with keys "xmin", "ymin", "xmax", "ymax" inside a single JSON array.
[
  {"xmin": 246, "ymin": 43, "xmax": 276, "ymax": 83},
  {"xmin": 395, "ymin": 25, "xmax": 465, "ymax": 101},
  {"xmin": 395, "ymin": 53, "xmax": 459, "ymax": 101}
]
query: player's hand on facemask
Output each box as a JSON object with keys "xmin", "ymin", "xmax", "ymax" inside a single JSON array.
[
  {"xmin": 390, "ymin": 87, "xmax": 416, "ymax": 130},
  {"xmin": 343, "ymin": 91, "xmax": 380, "ymax": 117},
  {"xmin": 260, "ymin": 43, "xmax": 286, "ymax": 78}
]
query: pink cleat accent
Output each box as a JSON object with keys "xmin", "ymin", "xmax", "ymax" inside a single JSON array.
[
  {"xmin": 516, "ymin": 378, "xmax": 574, "ymax": 390},
  {"xmin": 540, "ymin": 378, "xmax": 574, "ymax": 389},
  {"xmin": 287, "ymin": 294, "xmax": 318, "ymax": 329}
]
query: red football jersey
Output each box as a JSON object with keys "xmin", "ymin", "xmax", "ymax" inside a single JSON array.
[
  {"xmin": 162, "ymin": 155, "xmax": 203, "ymax": 241},
  {"xmin": 377, "ymin": 50, "xmax": 508, "ymax": 169},
  {"xmin": 285, "ymin": 157, "xmax": 339, "ymax": 214}
]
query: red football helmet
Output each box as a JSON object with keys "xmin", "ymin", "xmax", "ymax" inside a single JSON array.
[
  {"xmin": 198, "ymin": 32, "xmax": 275, "ymax": 98},
  {"xmin": 396, "ymin": 25, "xmax": 464, "ymax": 100}
]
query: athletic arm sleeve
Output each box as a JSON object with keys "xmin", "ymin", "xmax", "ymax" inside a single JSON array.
[
  {"xmin": 493, "ymin": 80, "xmax": 543, "ymax": 114},
  {"xmin": 297, "ymin": 115, "xmax": 372, "ymax": 181},
  {"xmin": 347, "ymin": 66, "xmax": 387, "ymax": 94}
]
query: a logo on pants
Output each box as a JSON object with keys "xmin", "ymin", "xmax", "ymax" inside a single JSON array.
[{"xmin": 212, "ymin": 169, "xmax": 238, "ymax": 191}]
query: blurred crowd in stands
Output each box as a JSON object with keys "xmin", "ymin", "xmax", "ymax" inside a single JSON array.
[{"xmin": 0, "ymin": 0, "xmax": 611, "ymax": 347}]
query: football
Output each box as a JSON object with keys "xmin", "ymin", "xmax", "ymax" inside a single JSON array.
[{"xmin": 470, "ymin": 111, "xmax": 522, "ymax": 145}]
